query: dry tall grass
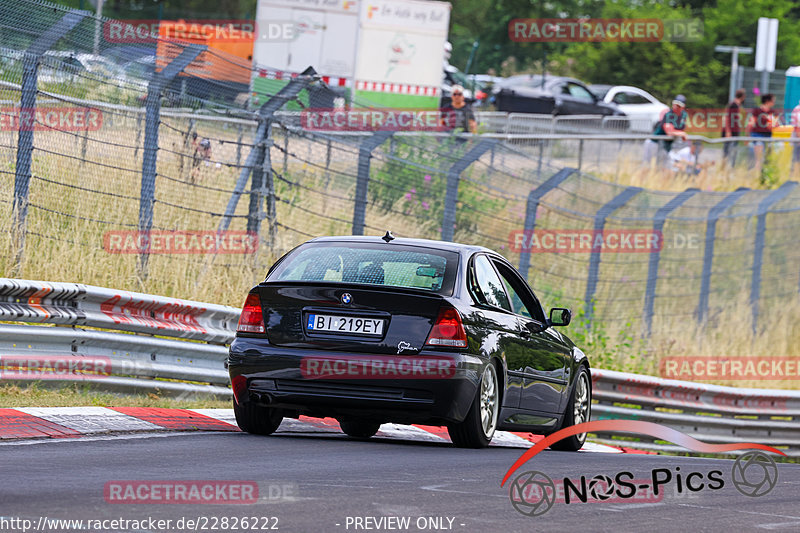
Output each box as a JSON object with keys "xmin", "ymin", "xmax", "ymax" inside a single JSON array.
[
  {"xmin": 2, "ymin": 111, "xmax": 799, "ymax": 390},
  {"xmin": 597, "ymin": 142, "xmax": 797, "ymax": 192}
]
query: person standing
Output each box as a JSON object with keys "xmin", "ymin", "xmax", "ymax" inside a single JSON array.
[
  {"xmin": 747, "ymin": 93, "xmax": 779, "ymax": 174},
  {"xmin": 441, "ymin": 84, "xmax": 477, "ymax": 134},
  {"xmin": 190, "ymin": 137, "xmax": 212, "ymax": 183},
  {"xmin": 721, "ymin": 88, "xmax": 745, "ymax": 167}
]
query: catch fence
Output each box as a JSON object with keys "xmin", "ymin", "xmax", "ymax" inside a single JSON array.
[{"xmin": 2, "ymin": 0, "xmax": 800, "ymax": 339}]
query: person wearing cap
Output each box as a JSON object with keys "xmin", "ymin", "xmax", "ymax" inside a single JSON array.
[
  {"xmin": 649, "ymin": 95, "xmax": 689, "ymax": 168},
  {"xmin": 440, "ymin": 84, "xmax": 477, "ymax": 134}
]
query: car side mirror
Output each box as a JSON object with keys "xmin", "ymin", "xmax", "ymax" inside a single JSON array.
[{"xmin": 549, "ymin": 308, "xmax": 571, "ymax": 327}]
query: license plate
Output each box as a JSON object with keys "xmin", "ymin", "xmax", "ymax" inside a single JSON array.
[{"xmin": 306, "ymin": 314, "xmax": 384, "ymax": 335}]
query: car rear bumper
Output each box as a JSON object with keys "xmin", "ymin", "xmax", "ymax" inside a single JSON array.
[{"xmin": 227, "ymin": 337, "xmax": 486, "ymax": 425}]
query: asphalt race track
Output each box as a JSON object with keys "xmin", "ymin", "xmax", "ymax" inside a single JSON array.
[{"xmin": 2, "ymin": 429, "xmax": 799, "ymax": 533}]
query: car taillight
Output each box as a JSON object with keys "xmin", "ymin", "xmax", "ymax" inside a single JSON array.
[
  {"xmin": 237, "ymin": 292, "xmax": 265, "ymax": 333},
  {"xmin": 426, "ymin": 306, "xmax": 467, "ymax": 348}
]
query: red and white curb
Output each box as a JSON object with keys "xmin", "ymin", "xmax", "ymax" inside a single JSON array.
[{"xmin": 0, "ymin": 407, "xmax": 640, "ymax": 453}]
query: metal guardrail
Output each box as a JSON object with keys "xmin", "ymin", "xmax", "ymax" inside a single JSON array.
[
  {"xmin": 0, "ymin": 278, "xmax": 239, "ymax": 343},
  {"xmin": 475, "ymin": 111, "xmax": 646, "ymax": 134},
  {"xmin": 591, "ymin": 369, "xmax": 800, "ymax": 456},
  {"xmin": 1, "ymin": 278, "xmax": 798, "ymax": 454},
  {"xmin": 0, "ymin": 278, "xmax": 236, "ymax": 398}
]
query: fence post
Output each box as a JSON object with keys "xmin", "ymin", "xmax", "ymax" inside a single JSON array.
[
  {"xmin": 518, "ymin": 168, "xmax": 576, "ymax": 281},
  {"xmin": 750, "ymin": 181, "xmax": 797, "ymax": 333},
  {"xmin": 583, "ymin": 186, "xmax": 642, "ymax": 327},
  {"xmin": 696, "ymin": 187, "xmax": 750, "ymax": 324},
  {"xmin": 249, "ymin": 135, "xmax": 276, "ymax": 255},
  {"xmin": 219, "ymin": 68, "xmax": 317, "ymax": 237},
  {"xmin": 283, "ymin": 133, "xmax": 288, "ymax": 174},
  {"xmin": 323, "ymin": 138, "xmax": 332, "ymax": 188},
  {"xmin": 137, "ymin": 43, "xmax": 206, "ymax": 279},
  {"xmin": 536, "ymin": 141, "xmax": 544, "ymax": 179},
  {"xmin": 351, "ymin": 131, "xmax": 393, "ymax": 236},
  {"xmin": 179, "ymin": 118, "xmax": 196, "ymax": 179},
  {"xmin": 11, "ymin": 10, "xmax": 86, "ymax": 273},
  {"xmin": 235, "ymin": 124, "xmax": 243, "ymax": 169},
  {"xmin": 441, "ymin": 139, "xmax": 497, "ymax": 242},
  {"xmin": 133, "ymin": 112, "xmax": 143, "ymax": 161},
  {"xmin": 247, "ymin": 133, "xmax": 273, "ymax": 237},
  {"xmin": 642, "ymin": 188, "xmax": 699, "ymax": 336}
]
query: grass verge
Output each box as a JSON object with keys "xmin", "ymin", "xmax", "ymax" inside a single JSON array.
[{"xmin": 0, "ymin": 383, "xmax": 230, "ymax": 409}]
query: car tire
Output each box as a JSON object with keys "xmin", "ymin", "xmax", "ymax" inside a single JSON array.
[
  {"xmin": 339, "ymin": 420, "xmax": 382, "ymax": 439},
  {"xmin": 448, "ymin": 363, "xmax": 499, "ymax": 449},
  {"xmin": 550, "ymin": 366, "xmax": 591, "ymax": 451},
  {"xmin": 233, "ymin": 399, "xmax": 283, "ymax": 435}
]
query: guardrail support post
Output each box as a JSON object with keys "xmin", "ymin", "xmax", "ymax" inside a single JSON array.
[
  {"xmin": 750, "ymin": 181, "xmax": 797, "ymax": 333},
  {"xmin": 696, "ymin": 187, "xmax": 750, "ymax": 324},
  {"xmin": 518, "ymin": 168, "xmax": 576, "ymax": 281},
  {"xmin": 584, "ymin": 186, "xmax": 642, "ymax": 328},
  {"xmin": 643, "ymin": 188, "xmax": 699, "ymax": 336},
  {"xmin": 441, "ymin": 139, "xmax": 497, "ymax": 242},
  {"xmin": 11, "ymin": 10, "xmax": 87, "ymax": 274},
  {"xmin": 352, "ymin": 131, "xmax": 394, "ymax": 236},
  {"xmin": 137, "ymin": 43, "xmax": 206, "ymax": 279}
]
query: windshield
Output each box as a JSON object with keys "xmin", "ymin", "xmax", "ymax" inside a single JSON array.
[{"xmin": 268, "ymin": 242, "xmax": 459, "ymax": 294}]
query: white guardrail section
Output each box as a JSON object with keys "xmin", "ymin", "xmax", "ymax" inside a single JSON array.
[
  {"xmin": 1, "ymin": 278, "xmax": 799, "ymax": 455},
  {"xmin": 591, "ymin": 369, "xmax": 800, "ymax": 456},
  {"xmin": 0, "ymin": 278, "xmax": 237, "ymax": 398}
]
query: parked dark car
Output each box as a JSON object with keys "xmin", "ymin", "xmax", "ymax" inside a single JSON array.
[
  {"xmin": 493, "ymin": 74, "xmax": 623, "ymax": 117},
  {"xmin": 228, "ymin": 235, "xmax": 591, "ymax": 449}
]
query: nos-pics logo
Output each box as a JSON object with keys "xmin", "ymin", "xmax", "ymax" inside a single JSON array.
[{"xmin": 501, "ymin": 421, "xmax": 782, "ymax": 517}]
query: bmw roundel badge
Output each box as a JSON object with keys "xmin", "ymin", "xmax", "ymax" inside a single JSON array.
[{"xmin": 341, "ymin": 293, "xmax": 352, "ymax": 304}]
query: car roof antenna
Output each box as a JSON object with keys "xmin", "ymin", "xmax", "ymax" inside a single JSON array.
[{"xmin": 382, "ymin": 231, "xmax": 395, "ymax": 243}]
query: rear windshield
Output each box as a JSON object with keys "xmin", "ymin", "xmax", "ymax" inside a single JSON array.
[{"xmin": 267, "ymin": 242, "xmax": 459, "ymax": 294}]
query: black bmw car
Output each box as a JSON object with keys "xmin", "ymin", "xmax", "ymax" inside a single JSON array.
[
  {"xmin": 493, "ymin": 74, "xmax": 623, "ymax": 118},
  {"xmin": 228, "ymin": 235, "xmax": 591, "ymax": 449}
]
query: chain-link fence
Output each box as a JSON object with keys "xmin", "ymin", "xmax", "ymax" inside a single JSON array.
[
  {"xmin": 3, "ymin": 0, "xmax": 800, "ymax": 340},
  {"xmin": 735, "ymin": 66, "xmax": 786, "ymax": 110}
]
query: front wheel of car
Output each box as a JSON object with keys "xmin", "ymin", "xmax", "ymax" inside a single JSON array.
[
  {"xmin": 233, "ymin": 399, "xmax": 283, "ymax": 435},
  {"xmin": 339, "ymin": 420, "xmax": 382, "ymax": 439},
  {"xmin": 550, "ymin": 366, "xmax": 591, "ymax": 451},
  {"xmin": 448, "ymin": 363, "xmax": 499, "ymax": 449}
]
